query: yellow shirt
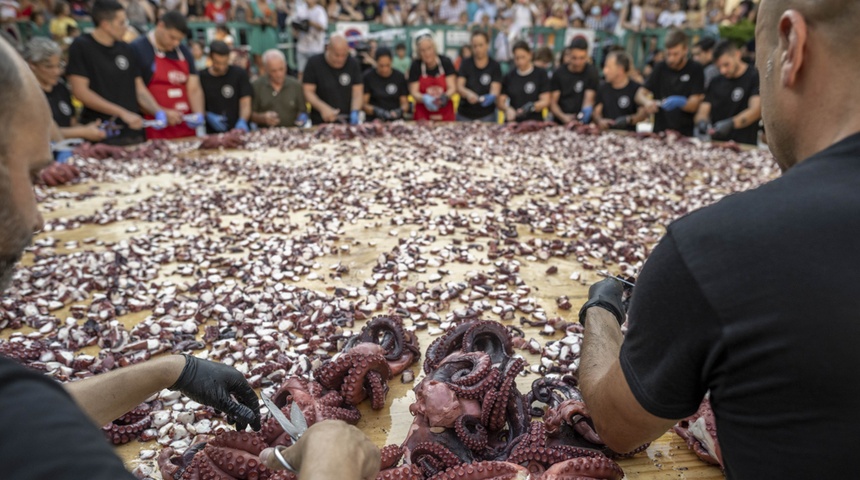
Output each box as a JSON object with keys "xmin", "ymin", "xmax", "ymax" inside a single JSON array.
[{"xmin": 49, "ymin": 17, "xmax": 77, "ymax": 39}]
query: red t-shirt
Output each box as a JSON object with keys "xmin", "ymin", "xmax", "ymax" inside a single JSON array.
[{"xmin": 205, "ymin": 1, "xmax": 231, "ymax": 23}]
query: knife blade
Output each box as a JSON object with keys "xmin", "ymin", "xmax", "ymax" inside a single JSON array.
[{"xmin": 261, "ymin": 395, "xmax": 307, "ymax": 443}]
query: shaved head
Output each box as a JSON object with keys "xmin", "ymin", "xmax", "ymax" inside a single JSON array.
[{"xmin": 325, "ymin": 34, "xmax": 350, "ymax": 69}]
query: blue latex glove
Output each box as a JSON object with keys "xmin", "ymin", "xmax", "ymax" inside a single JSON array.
[
  {"xmin": 185, "ymin": 113, "xmax": 205, "ymax": 128},
  {"xmin": 579, "ymin": 106, "xmax": 593, "ymax": 123},
  {"xmin": 55, "ymin": 150, "xmax": 73, "ymax": 164},
  {"xmin": 661, "ymin": 95, "xmax": 688, "ymax": 111},
  {"xmin": 206, "ymin": 112, "xmax": 229, "ymax": 132},
  {"xmin": 295, "ymin": 112, "xmax": 309, "ymax": 127},
  {"xmin": 422, "ymin": 93, "xmax": 440, "ymax": 112},
  {"xmin": 349, "ymin": 110, "xmax": 361, "ymax": 125},
  {"xmin": 235, "ymin": 118, "xmax": 249, "ymax": 132},
  {"xmin": 152, "ymin": 110, "xmax": 168, "ymax": 130},
  {"xmin": 480, "ymin": 94, "xmax": 496, "ymax": 107}
]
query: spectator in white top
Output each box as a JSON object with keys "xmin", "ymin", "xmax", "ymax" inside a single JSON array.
[
  {"xmin": 568, "ymin": 0, "xmax": 584, "ymax": 23},
  {"xmin": 294, "ymin": 0, "xmax": 327, "ymax": 75},
  {"xmin": 407, "ymin": 0, "xmax": 432, "ymax": 25},
  {"xmin": 437, "ymin": 0, "xmax": 466, "ymax": 25},
  {"xmin": 474, "ymin": 0, "xmax": 497, "ymax": 23},
  {"xmin": 380, "ymin": 0, "xmax": 404, "ymax": 26},
  {"xmin": 509, "ymin": 0, "xmax": 538, "ymax": 40},
  {"xmin": 658, "ymin": 0, "xmax": 686, "ymax": 27}
]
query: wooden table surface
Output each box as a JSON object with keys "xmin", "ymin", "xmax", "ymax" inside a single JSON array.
[{"xmin": 15, "ymin": 130, "xmax": 728, "ymax": 479}]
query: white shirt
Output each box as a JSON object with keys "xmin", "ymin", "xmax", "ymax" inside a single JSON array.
[
  {"xmin": 0, "ymin": 0, "xmax": 19, "ymax": 19},
  {"xmin": 296, "ymin": 4, "xmax": 328, "ymax": 54},
  {"xmin": 658, "ymin": 10, "xmax": 686, "ymax": 27}
]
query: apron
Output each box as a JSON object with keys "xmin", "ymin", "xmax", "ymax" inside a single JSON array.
[
  {"xmin": 145, "ymin": 32, "xmax": 196, "ymax": 139},
  {"xmin": 413, "ymin": 59, "xmax": 455, "ymax": 122}
]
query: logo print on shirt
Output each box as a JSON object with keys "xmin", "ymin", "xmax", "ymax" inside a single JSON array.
[
  {"xmin": 221, "ymin": 85, "xmax": 235, "ymax": 99},
  {"xmin": 168, "ymin": 70, "xmax": 188, "ymax": 85},
  {"xmin": 115, "ymin": 55, "xmax": 129, "ymax": 71},
  {"xmin": 680, "ymin": 74, "xmax": 690, "ymax": 82},
  {"xmin": 480, "ymin": 73, "xmax": 491, "ymax": 86},
  {"xmin": 731, "ymin": 87, "xmax": 744, "ymax": 102},
  {"xmin": 524, "ymin": 81, "xmax": 536, "ymax": 94},
  {"xmin": 58, "ymin": 101, "xmax": 72, "ymax": 117},
  {"xmin": 385, "ymin": 83, "xmax": 398, "ymax": 95},
  {"xmin": 339, "ymin": 73, "xmax": 351, "ymax": 86},
  {"xmin": 618, "ymin": 95, "xmax": 631, "ymax": 109},
  {"xmin": 574, "ymin": 80, "xmax": 584, "ymax": 93}
]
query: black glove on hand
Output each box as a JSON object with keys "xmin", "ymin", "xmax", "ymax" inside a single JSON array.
[
  {"xmin": 389, "ymin": 108, "xmax": 403, "ymax": 119},
  {"xmin": 438, "ymin": 94, "xmax": 450, "ymax": 108},
  {"xmin": 696, "ymin": 119, "xmax": 710, "ymax": 135},
  {"xmin": 578, "ymin": 278, "xmax": 626, "ymax": 327},
  {"xmin": 372, "ymin": 106, "xmax": 390, "ymax": 120},
  {"xmin": 613, "ymin": 115, "xmax": 630, "ymax": 130},
  {"xmin": 170, "ymin": 355, "xmax": 262, "ymax": 431},
  {"xmin": 711, "ymin": 118, "xmax": 734, "ymax": 140},
  {"xmin": 521, "ymin": 101, "xmax": 536, "ymax": 113}
]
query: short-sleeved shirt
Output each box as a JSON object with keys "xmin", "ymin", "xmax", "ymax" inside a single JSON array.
[
  {"xmin": 0, "ymin": 356, "xmax": 136, "ymax": 479},
  {"xmin": 408, "ymin": 55, "xmax": 457, "ymax": 83},
  {"xmin": 596, "ymin": 79, "xmax": 641, "ymax": 130},
  {"xmin": 44, "ymin": 81, "xmax": 74, "ymax": 127},
  {"xmin": 550, "ymin": 62, "xmax": 599, "ymax": 116},
  {"xmin": 363, "ymin": 68, "xmax": 408, "ymax": 118},
  {"xmin": 200, "ymin": 65, "xmax": 253, "ymax": 133},
  {"xmin": 644, "ymin": 59, "xmax": 705, "ymax": 136},
  {"xmin": 457, "ymin": 56, "xmax": 503, "ymax": 120},
  {"xmin": 252, "ymin": 75, "xmax": 306, "ymax": 128},
  {"xmin": 128, "ymin": 36, "xmax": 196, "ymax": 86},
  {"xmin": 705, "ymin": 65, "xmax": 760, "ymax": 145},
  {"xmin": 358, "ymin": 0, "xmax": 380, "ymax": 20},
  {"xmin": 502, "ymin": 67, "xmax": 549, "ymax": 122},
  {"xmin": 302, "ymin": 53, "xmax": 363, "ymax": 125},
  {"xmin": 66, "ymin": 34, "xmax": 144, "ymax": 143},
  {"xmin": 619, "ymin": 132, "xmax": 860, "ymax": 478}
]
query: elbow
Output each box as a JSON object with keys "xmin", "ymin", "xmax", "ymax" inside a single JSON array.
[{"xmin": 591, "ymin": 418, "xmax": 644, "ymax": 455}]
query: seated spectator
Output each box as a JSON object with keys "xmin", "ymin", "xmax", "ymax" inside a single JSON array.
[
  {"xmin": 251, "ymin": 49, "xmax": 306, "ymax": 127},
  {"xmin": 69, "ymin": 0, "xmax": 89, "ymax": 18},
  {"xmin": 204, "ymin": 0, "xmax": 231, "ymax": 22},
  {"xmin": 303, "ymin": 35, "xmax": 363, "ymax": 124},
  {"xmin": 201, "ymin": 40, "xmax": 252, "ymax": 132},
  {"xmin": 357, "ymin": 0, "xmax": 379, "ymax": 21},
  {"xmin": 657, "ymin": 0, "xmax": 686, "ymax": 27},
  {"xmin": 362, "ymin": 47, "xmax": 409, "ymax": 122},
  {"xmin": 380, "ymin": 0, "xmax": 404, "ymax": 26},
  {"xmin": 190, "ymin": 40, "xmax": 207, "ymax": 70},
  {"xmin": 16, "ymin": 0, "xmax": 32, "ymax": 19},
  {"xmin": 25, "ymin": 37, "xmax": 106, "ymax": 142},
  {"xmin": 453, "ymin": 44, "xmax": 471, "ymax": 71},
  {"xmin": 335, "ymin": 0, "xmax": 363, "ymax": 21},
  {"xmin": 27, "ymin": 10, "xmax": 51, "ymax": 38},
  {"xmin": 437, "ymin": 0, "xmax": 466, "ymax": 25},
  {"xmin": 584, "ymin": 3, "xmax": 604, "ymax": 30},
  {"xmin": 407, "ymin": 0, "xmax": 432, "ymax": 25},
  {"xmin": 642, "ymin": 0, "xmax": 659, "ymax": 28},
  {"xmin": 543, "ymin": 4, "xmax": 568, "ymax": 28},
  {"xmin": 121, "ymin": 0, "xmax": 155, "ymax": 30},
  {"xmin": 392, "ymin": 42, "xmax": 410, "ymax": 74},
  {"xmin": 49, "ymin": 0, "xmax": 77, "ymax": 43},
  {"xmin": 594, "ymin": 50, "xmax": 649, "ymax": 131},
  {"xmin": 500, "ymin": 40, "xmax": 550, "ymax": 122},
  {"xmin": 474, "ymin": 0, "xmax": 497, "ymax": 23},
  {"xmin": 213, "ymin": 22, "xmax": 235, "ymax": 47}
]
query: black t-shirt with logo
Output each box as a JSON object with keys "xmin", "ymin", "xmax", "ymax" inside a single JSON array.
[
  {"xmin": 457, "ymin": 57, "xmax": 503, "ymax": 119},
  {"xmin": 596, "ymin": 79, "xmax": 641, "ymax": 131},
  {"xmin": 705, "ymin": 66, "xmax": 760, "ymax": 145},
  {"xmin": 502, "ymin": 67, "xmax": 549, "ymax": 122},
  {"xmin": 199, "ymin": 65, "xmax": 253, "ymax": 133},
  {"xmin": 550, "ymin": 62, "xmax": 599, "ymax": 116},
  {"xmin": 66, "ymin": 34, "xmax": 144, "ymax": 144},
  {"xmin": 44, "ymin": 81, "xmax": 74, "ymax": 127},
  {"xmin": 644, "ymin": 59, "xmax": 705, "ymax": 136},
  {"xmin": 363, "ymin": 68, "xmax": 408, "ymax": 118},
  {"xmin": 303, "ymin": 53, "xmax": 363, "ymax": 124}
]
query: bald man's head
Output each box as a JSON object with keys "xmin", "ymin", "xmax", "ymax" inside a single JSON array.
[
  {"xmin": 325, "ymin": 35, "xmax": 350, "ymax": 69},
  {"xmin": 0, "ymin": 38, "xmax": 23, "ymax": 160}
]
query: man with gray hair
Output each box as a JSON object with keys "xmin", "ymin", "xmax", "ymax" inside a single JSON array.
[
  {"xmin": 250, "ymin": 48, "xmax": 306, "ymax": 128},
  {"xmin": 577, "ymin": 0, "xmax": 860, "ymax": 477}
]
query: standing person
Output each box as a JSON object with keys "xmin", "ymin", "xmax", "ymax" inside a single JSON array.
[
  {"xmin": 594, "ymin": 50, "xmax": 648, "ymax": 131},
  {"xmin": 499, "ymin": 40, "xmax": 549, "ymax": 122},
  {"xmin": 66, "ymin": 0, "xmax": 171, "ymax": 145},
  {"xmin": 392, "ymin": 42, "xmax": 410, "ymax": 73},
  {"xmin": 637, "ymin": 29, "xmax": 705, "ymax": 136},
  {"xmin": 247, "ymin": 0, "xmax": 278, "ymax": 72},
  {"xmin": 129, "ymin": 11, "xmax": 205, "ymax": 139},
  {"xmin": 436, "ymin": 0, "xmax": 466, "ymax": 24},
  {"xmin": 576, "ymin": 1, "xmax": 860, "ymax": 477},
  {"xmin": 694, "ymin": 40, "xmax": 761, "ymax": 145},
  {"xmin": 549, "ymin": 37, "xmax": 599, "ymax": 124},
  {"xmin": 251, "ymin": 48, "xmax": 305, "ymax": 128},
  {"xmin": 408, "ymin": 32, "xmax": 457, "ymax": 122},
  {"xmin": 293, "ymin": 0, "xmax": 327, "ymax": 77},
  {"xmin": 200, "ymin": 40, "xmax": 252, "ymax": 132},
  {"xmin": 456, "ymin": 30, "xmax": 502, "ymax": 122},
  {"xmin": 302, "ymin": 35, "xmax": 363, "ymax": 124},
  {"xmin": 492, "ymin": 16, "xmax": 513, "ymax": 74},
  {"xmin": 657, "ymin": 0, "xmax": 685, "ymax": 27},
  {"xmin": 692, "ymin": 36, "xmax": 719, "ymax": 89},
  {"xmin": 362, "ymin": 47, "xmax": 408, "ymax": 121},
  {"xmin": 49, "ymin": 0, "xmax": 77, "ymax": 43},
  {"xmin": 204, "ymin": 0, "xmax": 231, "ymax": 22}
]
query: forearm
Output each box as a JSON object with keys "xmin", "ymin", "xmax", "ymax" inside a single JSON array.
[
  {"xmin": 51, "ymin": 122, "xmax": 65, "ymax": 142},
  {"xmin": 694, "ymin": 102, "xmax": 711, "ymax": 124},
  {"xmin": 239, "ymin": 97, "xmax": 252, "ymax": 121},
  {"xmin": 74, "ymin": 86, "xmax": 129, "ymax": 118},
  {"xmin": 732, "ymin": 105, "xmax": 761, "ymax": 129},
  {"xmin": 682, "ymin": 94, "xmax": 703, "ymax": 114},
  {"xmin": 137, "ymin": 87, "xmax": 163, "ymax": 116},
  {"xmin": 534, "ymin": 93, "xmax": 551, "ymax": 112},
  {"xmin": 188, "ymin": 82, "xmax": 205, "ymax": 113},
  {"xmin": 60, "ymin": 125, "xmax": 95, "ymax": 139},
  {"xmin": 64, "ymin": 354, "xmax": 185, "ymax": 427},
  {"xmin": 351, "ymin": 86, "xmax": 364, "ymax": 112},
  {"xmin": 250, "ymin": 111, "xmax": 270, "ymax": 124},
  {"xmin": 444, "ymin": 76, "xmax": 457, "ymax": 98},
  {"xmin": 304, "ymin": 88, "xmax": 332, "ymax": 113}
]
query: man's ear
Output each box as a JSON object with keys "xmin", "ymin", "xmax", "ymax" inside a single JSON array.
[{"xmin": 777, "ymin": 9, "xmax": 807, "ymax": 88}]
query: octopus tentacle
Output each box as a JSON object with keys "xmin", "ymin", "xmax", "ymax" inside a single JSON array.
[
  {"xmin": 424, "ymin": 322, "xmax": 473, "ymax": 373},
  {"xmin": 366, "ymin": 369, "xmax": 388, "ymax": 410},
  {"xmin": 540, "ymin": 457, "xmax": 625, "ymax": 480},
  {"xmin": 461, "ymin": 321, "xmax": 514, "ymax": 366},
  {"xmin": 412, "ymin": 442, "xmax": 465, "ymax": 478},
  {"xmin": 455, "ymin": 414, "xmax": 488, "ymax": 452},
  {"xmin": 427, "ymin": 461, "xmax": 531, "ymax": 480},
  {"xmin": 380, "ymin": 445, "xmax": 405, "ymax": 469},
  {"xmin": 376, "ymin": 464, "xmax": 424, "ymax": 480},
  {"xmin": 488, "ymin": 358, "xmax": 525, "ymax": 432}
]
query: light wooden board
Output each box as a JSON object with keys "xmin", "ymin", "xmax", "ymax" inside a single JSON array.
[{"xmin": 16, "ymin": 139, "xmax": 725, "ymax": 480}]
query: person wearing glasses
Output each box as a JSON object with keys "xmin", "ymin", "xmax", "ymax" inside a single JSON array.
[{"xmin": 408, "ymin": 31, "xmax": 457, "ymax": 122}]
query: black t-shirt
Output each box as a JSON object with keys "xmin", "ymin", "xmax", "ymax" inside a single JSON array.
[
  {"xmin": 596, "ymin": 79, "xmax": 641, "ymax": 130},
  {"xmin": 303, "ymin": 53, "xmax": 363, "ymax": 124},
  {"xmin": 66, "ymin": 34, "xmax": 144, "ymax": 144},
  {"xmin": 128, "ymin": 36, "xmax": 196, "ymax": 85},
  {"xmin": 619, "ymin": 132, "xmax": 860, "ymax": 479},
  {"xmin": 408, "ymin": 55, "xmax": 457, "ymax": 83},
  {"xmin": 199, "ymin": 65, "xmax": 253, "ymax": 133},
  {"xmin": 358, "ymin": 0, "xmax": 380, "ymax": 20},
  {"xmin": 502, "ymin": 67, "xmax": 549, "ymax": 122},
  {"xmin": 363, "ymin": 68, "xmax": 408, "ymax": 117},
  {"xmin": 45, "ymin": 80, "xmax": 74, "ymax": 128},
  {"xmin": 705, "ymin": 66, "xmax": 760, "ymax": 145},
  {"xmin": 457, "ymin": 56, "xmax": 503, "ymax": 120},
  {"xmin": 0, "ymin": 356, "xmax": 136, "ymax": 479},
  {"xmin": 551, "ymin": 62, "xmax": 599, "ymax": 116},
  {"xmin": 644, "ymin": 59, "xmax": 705, "ymax": 136}
]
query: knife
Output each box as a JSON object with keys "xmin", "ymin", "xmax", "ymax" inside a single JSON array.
[{"xmin": 261, "ymin": 395, "xmax": 308, "ymax": 443}]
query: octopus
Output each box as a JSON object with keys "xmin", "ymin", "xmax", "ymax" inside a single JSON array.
[
  {"xmin": 102, "ymin": 402, "xmax": 151, "ymax": 445},
  {"xmin": 674, "ymin": 397, "xmax": 722, "ymax": 467},
  {"xmin": 199, "ymin": 130, "xmax": 246, "ymax": 150},
  {"xmin": 506, "ymin": 421, "xmax": 622, "ymax": 478},
  {"xmin": 270, "ymin": 376, "xmax": 361, "ymax": 430},
  {"xmin": 424, "ymin": 320, "xmax": 514, "ymax": 374},
  {"xmin": 314, "ymin": 350, "xmax": 391, "ymax": 409},
  {"xmin": 73, "ymin": 142, "xmax": 128, "ymax": 160},
  {"xmin": 502, "ymin": 121, "xmax": 557, "ymax": 134},
  {"xmin": 344, "ymin": 315, "xmax": 421, "ymax": 376},
  {"xmin": 159, "ymin": 430, "xmax": 294, "ymax": 480}
]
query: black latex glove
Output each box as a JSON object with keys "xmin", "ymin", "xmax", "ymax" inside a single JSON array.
[
  {"xmin": 521, "ymin": 101, "xmax": 536, "ymax": 113},
  {"xmin": 711, "ymin": 118, "xmax": 734, "ymax": 140},
  {"xmin": 170, "ymin": 354, "xmax": 261, "ymax": 431},
  {"xmin": 389, "ymin": 108, "xmax": 403, "ymax": 119},
  {"xmin": 372, "ymin": 106, "xmax": 390, "ymax": 120},
  {"xmin": 578, "ymin": 278, "xmax": 626, "ymax": 327},
  {"xmin": 613, "ymin": 115, "xmax": 630, "ymax": 130},
  {"xmin": 696, "ymin": 119, "xmax": 710, "ymax": 135},
  {"xmin": 438, "ymin": 94, "xmax": 450, "ymax": 108}
]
